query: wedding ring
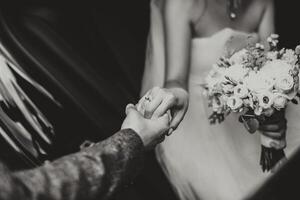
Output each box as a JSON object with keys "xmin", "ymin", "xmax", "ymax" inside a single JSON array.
[{"xmin": 145, "ymin": 96, "xmax": 152, "ymax": 102}]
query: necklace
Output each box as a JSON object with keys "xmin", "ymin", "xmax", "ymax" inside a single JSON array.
[{"xmin": 227, "ymin": 0, "xmax": 241, "ymax": 20}]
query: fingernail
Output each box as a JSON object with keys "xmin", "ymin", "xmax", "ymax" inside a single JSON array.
[
  {"xmin": 167, "ymin": 128, "xmax": 174, "ymax": 136},
  {"xmin": 125, "ymin": 104, "xmax": 131, "ymax": 114}
]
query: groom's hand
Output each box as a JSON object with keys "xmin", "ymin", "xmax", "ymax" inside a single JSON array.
[
  {"xmin": 121, "ymin": 104, "xmax": 170, "ymax": 150},
  {"xmin": 139, "ymin": 86, "xmax": 189, "ymax": 135}
]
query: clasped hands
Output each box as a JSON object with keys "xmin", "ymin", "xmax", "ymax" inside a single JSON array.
[
  {"xmin": 121, "ymin": 85, "xmax": 287, "ymax": 151},
  {"xmin": 122, "ymin": 86, "xmax": 189, "ymax": 150}
]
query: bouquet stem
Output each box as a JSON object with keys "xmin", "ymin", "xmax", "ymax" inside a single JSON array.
[{"xmin": 260, "ymin": 145, "xmax": 286, "ymax": 172}]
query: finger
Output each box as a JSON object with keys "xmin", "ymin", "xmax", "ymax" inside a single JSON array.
[
  {"xmin": 263, "ymin": 117, "xmax": 286, "ymax": 125},
  {"xmin": 270, "ymin": 139, "xmax": 287, "ymax": 150},
  {"xmin": 142, "ymin": 87, "xmax": 162, "ymax": 119},
  {"xmin": 170, "ymin": 109, "xmax": 186, "ymax": 130},
  {"xmin": 261, "ymin": 130, "xmax": 286, "ymax": 140},
  {"xmin": 139, "ymin": 91, "xmax": 151, "ymax": 105},
  {"xmin": 259, "ymin": 124, "xmax": 279, "ymax": 132},
  {"xmin": 144, "ymin": 95, "xmax": 163, "ymax": 119},
  {"xmin": 259, "ymin": 124, "xmax": 285, "ymax": 132},
  {"xmin": 137, "ymin": 91, "xmax": 151, "ymax": 113},
  {"xmin": 135, "ymin": 101, "xmax": 144, "ymax": 113},
  {"xmin": 259, "ymin": 120, "xmax": 287, "ymax": 132},
  {"xmin": 263, "ymin": 110, "xmax": 286, "ymax": 124},
  {"xmin": 125, "ymin": 104, "xmax": 136, "ymax": 115},
  {"xmin": 140, "ymin": 90, "xmax": 151, "ymax": 100},
  {"xmin": 158, "ymin": 113, "xmax": 171, "ymax": 127},
  {"xmin": 156, "ymin": 113, "xmax": 171, "ymax": 134},
  {"xmin": 152, "ymin": 94, "xmax": 176, "ymax": 118}
]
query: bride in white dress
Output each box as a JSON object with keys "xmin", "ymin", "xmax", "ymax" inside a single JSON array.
[{"xmin": 140, "ymin": 0, "xmax": 300, "ymax": 199}]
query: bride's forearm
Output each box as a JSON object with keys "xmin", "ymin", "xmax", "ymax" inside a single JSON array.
[
  {"xmin": 258, "ymin": 0, "xmax": 275, "ymax": 42},
  {"xmin": 164, "ymin": 79, "xmax": 188, "ymax": 91},
  {"xmin": 163, "ymin": 0, "xmax": 193, "ymax": 91}
]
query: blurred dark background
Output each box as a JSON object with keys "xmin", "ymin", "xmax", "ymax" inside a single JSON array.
[
  {"xmin": 0, "ymin": 1, "xmax": 177, "ymax": 200},
  {"xmin": 0, "ymin": 0, "xmax": 299, "ymax": 200},
  {"xmin": 275, "ymin": 0, "xmax": 300, "ymax": 49}
]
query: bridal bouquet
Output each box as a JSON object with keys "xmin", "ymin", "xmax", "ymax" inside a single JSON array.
[{"xmin": 203, "ymin": 34, "xmax": 300, "ymax": 172}]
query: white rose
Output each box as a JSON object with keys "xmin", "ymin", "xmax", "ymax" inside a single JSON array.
[
  {"xmin": 244, "ymin": 71, "xmax": 275, "ymax": 92},
  {"xmin": 227, "ymin": 96, "xmax": 243, "ymax": 111},
  {"xmin": 233, "ymin": 84, "xmax": 249, "ymax": 98},
  {"xmin": 260, "ymin": 60, "xmax": 293, "ymax": 80},
  {"xmin": 275, "ymin": 75, "xmax": 294, "ymax": 92},
  {"xmin": 273, "ymin": 94, "xmax": 288, "ymax": 110},
  {"xmin": 229, "ymin": 49, "xmax": 248, "ymax": 65},
  {"xmin": 224, "ymin": 64, "xmax": 249, "ymax": 83}
]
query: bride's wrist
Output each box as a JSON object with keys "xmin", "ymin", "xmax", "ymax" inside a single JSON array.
[{"xmin": 164, "ymin": 80, "xmax": 188, "ymax": 91}]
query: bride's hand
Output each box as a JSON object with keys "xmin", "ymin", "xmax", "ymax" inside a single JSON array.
[
  {"xmin": 139, "ymin": 86, "xmax": 189, "ymax": 135},
  {"xmin": 258, "ymin": 109, "xmax": 287, "ymax": 149}
]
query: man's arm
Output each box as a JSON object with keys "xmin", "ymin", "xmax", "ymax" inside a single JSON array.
[
  {"xmin": 0, "ymin": 104, "xmax": 170, "ymax": 200},
  {"xmin": 0, "ymin": 129, "xmax": 144, "ymax": 200}
]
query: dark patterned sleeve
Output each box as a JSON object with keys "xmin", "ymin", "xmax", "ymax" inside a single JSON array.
[{"xmin": 0, "ymin": 129, "xmax": 145, "ymax": 200}]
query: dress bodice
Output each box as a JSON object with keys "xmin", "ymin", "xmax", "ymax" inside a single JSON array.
[{"xmin": 189, "ymin": 28, "xmax": 259, "ymax": 84}]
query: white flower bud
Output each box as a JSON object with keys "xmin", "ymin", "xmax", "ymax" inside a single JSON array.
[
  {"xmin": 273, "ymin": 94, "xmax": 288, "ymax": 110},
  {"xmin": 275, "ymin": 75, "xmax": 294, "ymax": 92},
  {"xmin": 233, "ymin": 85, "xmax": 249, "ymax": 98},
  {"xmin": 227, "ymin": 96, "xmax": 243, "ymax": 111}
]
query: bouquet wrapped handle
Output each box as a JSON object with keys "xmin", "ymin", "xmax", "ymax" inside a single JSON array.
[
  {"xmin": 259, "ymin": 133, "xmax": 286, "ymax": 172},
  {"xmin": 240, "ymin": 110, "xmax": 287, "ymax": 172}
]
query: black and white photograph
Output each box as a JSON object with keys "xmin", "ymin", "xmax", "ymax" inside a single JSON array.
[{"xmin": 0, "ymin": 0, "xmax": 300, "ymax": 200}]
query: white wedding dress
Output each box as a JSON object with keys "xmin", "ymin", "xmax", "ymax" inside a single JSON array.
[{"xmin": 141, "ymin": 1, "xmax": 300, "ymax": 200}]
